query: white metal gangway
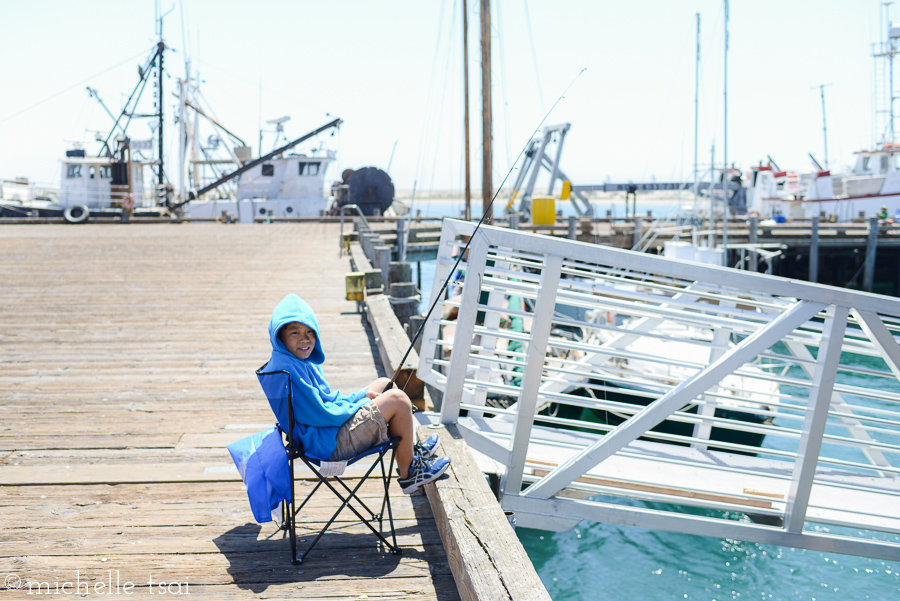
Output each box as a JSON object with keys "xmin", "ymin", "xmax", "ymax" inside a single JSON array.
[{"xmin": 417, "ymin": 218, "xmax": 900, "ymax": 561}]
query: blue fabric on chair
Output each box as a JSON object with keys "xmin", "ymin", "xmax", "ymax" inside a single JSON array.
[{"xmin": 227, "ymin": 427, "xmax": 292, "ymax": 523}]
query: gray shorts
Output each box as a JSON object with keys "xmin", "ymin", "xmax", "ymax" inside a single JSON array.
[{"xmin": 328, "ymin": 401, "xmax": 389, "ymax": 461}]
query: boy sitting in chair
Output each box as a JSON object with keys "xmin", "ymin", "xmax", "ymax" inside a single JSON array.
[{"xmin": 265, "ymin": 294, "xmax": 450, "ymax": 494}]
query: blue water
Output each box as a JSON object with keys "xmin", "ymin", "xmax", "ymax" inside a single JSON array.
[
  {"xmin": 519, "ymin": 522, "xmax": 898, "ymax": 600},
  {"xmin": 408, "ymin": 202, "xmax": 900, "ymax": 600}
]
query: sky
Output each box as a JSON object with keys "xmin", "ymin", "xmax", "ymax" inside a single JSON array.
[{"xmin": 0, "ymin": 0, "xmax": 892, "ymax": 196}]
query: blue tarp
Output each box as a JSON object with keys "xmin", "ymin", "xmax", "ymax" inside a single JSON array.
[{"xmin": 227, "ymin": 427, "xmax": 291, "ymax": 523}]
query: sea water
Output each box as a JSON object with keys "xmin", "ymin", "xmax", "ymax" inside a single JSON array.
[
  {"xmin": 519, "ymin": 523, "xmax": 898, "ymax": 600},
  {"xmin": 409, "ymin": 202, "xmax": 900, "ymax": 600}
]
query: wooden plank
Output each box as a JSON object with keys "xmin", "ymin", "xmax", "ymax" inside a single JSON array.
[
  {"xmin": 9, "ymin": 551, "xmax": 450, "ymax": 587},
  {"xmin": 0, "ymin": 524, "xmax": 444, "ymax": 555},
  {"xmin": 0, "ymin": 224, "xmax": 458, "ymax": 601},
  {"xmin": 529, "ymin": 464, "xmax": 773, "ymax": 509},
  {"xmin": 417, "ymin": 423, "xmax": 551, "ymax": 601}
]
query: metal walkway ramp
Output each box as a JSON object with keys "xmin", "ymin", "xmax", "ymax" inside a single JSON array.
[{"xmin": 417, "ymin": 219, "xmax": 900, "ymax": 561}]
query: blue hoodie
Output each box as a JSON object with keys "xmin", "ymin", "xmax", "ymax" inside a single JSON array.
[{"xmin": 263, "ymin": 294, "xmax": 368, "ymax": 460}]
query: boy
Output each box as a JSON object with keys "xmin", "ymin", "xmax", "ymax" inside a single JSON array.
[{"xmin": 265, "ymin": 294, "xmax": 450, "ymax": 494}]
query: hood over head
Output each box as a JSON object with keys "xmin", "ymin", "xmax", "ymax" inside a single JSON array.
[{"xmin": 268, "ymin": 294, "xmax": 325, "ymax": 364}]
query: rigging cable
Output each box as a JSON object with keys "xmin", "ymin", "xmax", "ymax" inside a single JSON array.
[
  {"xmin": 0, "ymin": 47, "xmax": 155, "ymax": 127},
  {"xmin": 410, "ymin": 0, "xmax": 456, "ymax": 217},
  {"xmin": 387, "ymin": 67, "xmax": 587, "ymax": 390},
  {"xmin": 496, "ymin": 0, "xmax": 513, "ymax": 172},
  {"xmin": 522, "ymin": 0, "xmax": 545, "ymax": 116},
  {"xmin": 426, "ymin": 0, "xmax": 461, "ymax": 199}
]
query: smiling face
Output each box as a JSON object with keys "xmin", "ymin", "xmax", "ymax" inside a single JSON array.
[{"xmin": 278, "ymin": 321, "xmax": 317, "ymax": 360}]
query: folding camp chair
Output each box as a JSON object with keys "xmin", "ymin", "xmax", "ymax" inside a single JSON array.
[{"xmin": 256, "ymin": 364, "xmax": 402, "ymax": 564}]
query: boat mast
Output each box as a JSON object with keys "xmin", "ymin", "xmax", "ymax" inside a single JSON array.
[
  {"xmin": 813, "ymin": 83, "xmax": 832, "ymax": 166},
  {"xmin": 481, "ymin": 0, "xmax": 492, "ymax": 221},
  {"xmin": 155, "ymin": 7, "xmax": 170, "ymax": 188},
  {"xmin": 693, "ymin": 13, "xmax": 700, "ymax": 219},
  {"xmin": 463, "ymin": 0, "xmax": 472, "ymax": 221},
  {"xmin": 890, "ymin": 3, "xmax": 897, "ymax": 145},
  {"xmin": 157, "ymin": 41, "xmax": 165, "ymax": 186},
  {"xmin": 721, "ymin": 0, "xmax": 729, "ymax": 266},
  {"xmin": 874, "ymin": 2, "xmax": 897, "ymax": 145},
  {"xmin": 709, "ymin": 143, "xmax": 715, "ymax": 247}
]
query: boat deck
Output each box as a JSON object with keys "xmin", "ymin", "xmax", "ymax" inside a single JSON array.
[{"xmin": 0, "ymin": 223, "xmax": 458, "ymax": 599}]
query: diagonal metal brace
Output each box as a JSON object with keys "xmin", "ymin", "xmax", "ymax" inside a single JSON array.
[{"xmin": 523, "ymin": 299, "xmax": 827, "ymax": 499}]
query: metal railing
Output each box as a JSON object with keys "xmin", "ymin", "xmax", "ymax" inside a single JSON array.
[
  {"xmin": 417, "ymin": 218, "xmax": 900, "ymax": 561},
  {"xmin": 338, "ymin": 204, "xmax": 370, "ymax": 257}
]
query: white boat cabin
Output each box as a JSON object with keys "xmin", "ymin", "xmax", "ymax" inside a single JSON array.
[
  {"xmin": 59, "ymin": 151, "xmax": 150, "ymax": 208},
  {"xmin": 183, "ymin": 152, "xmax": 336, "ymax": 221},
  {"xmin": 235, "ymin": 152, "xmax": 334, "ymax": 202},
  {"xmin": 747, "ymin": 143, "xmax": 900, "ymax": 220}
]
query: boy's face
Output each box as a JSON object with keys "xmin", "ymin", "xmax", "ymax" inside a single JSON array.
[{"xmin": 279, "ymin": 322, "xmax": 317, "ymax": 360}]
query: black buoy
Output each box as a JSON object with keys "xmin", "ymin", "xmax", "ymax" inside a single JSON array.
[{"xmin": 337, "ymin": 166, "xmax": 394, "ymax": 216}]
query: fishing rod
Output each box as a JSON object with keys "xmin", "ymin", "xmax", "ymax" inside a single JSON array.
[{"xmin": 385, "ymin": 68, "xmax": 587, "ymax": 392}]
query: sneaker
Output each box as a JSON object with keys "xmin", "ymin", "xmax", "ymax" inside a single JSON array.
[
  {"xmin": 398, "ymin": 455, "xmax": 451, "ymax": 494},
  {"xmin": 414, "ymin": 434, "xmax": 439, "ymax": 460}
]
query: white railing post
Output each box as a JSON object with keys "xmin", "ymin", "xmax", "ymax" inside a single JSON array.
[
  {"xmin": 467, "ymin": 253, "xmax": 513, "ymax": 417},
  {"xmin": 504, "ymin": 254, "xmax": 564, "ymax": 495},
  {"xmin": 439, "ymin": 233, "xmax": 490, "ymax": 423},
  {"xmin": 784, "ymin": 305, "xmax": 848, "ymax": 532}
]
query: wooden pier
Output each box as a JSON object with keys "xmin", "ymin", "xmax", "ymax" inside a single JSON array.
[{"xmin": 0, "ymin": 223, "xmax": 547, "ymax": 600}]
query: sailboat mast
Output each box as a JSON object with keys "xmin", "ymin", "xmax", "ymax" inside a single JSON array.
[
  {"xmin": 463, "ymin": 0, "xmax": 472, "ymax": 221},
  {"xmin": 481, "ymin": 0, "xmax": 493, "ymax": 220},
  {"xmin": 721, "ymin": 0, "xmax": 729, "ymax": 265},
  {"xmin": 693, "ymin": 13, "xmax": 700, "ymax": 215}
]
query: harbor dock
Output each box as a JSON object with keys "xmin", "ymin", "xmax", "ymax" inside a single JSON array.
[
  {"xmin": 0, "ymin": 223, "xmax": 547, "ymax": 600},
  {"xmin": 361, "ymin": 212, "xmax": 900, "ymax": 295}
]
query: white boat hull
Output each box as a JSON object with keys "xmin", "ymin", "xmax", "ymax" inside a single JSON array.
[{"xmin": 182, "ymin": 197, "xmax": 328, "ymax": 222}]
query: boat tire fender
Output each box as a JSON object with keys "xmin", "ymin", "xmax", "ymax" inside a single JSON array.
[{"xmin": 63, "ymin": 204, "xmax": 90, "ymax": 224}]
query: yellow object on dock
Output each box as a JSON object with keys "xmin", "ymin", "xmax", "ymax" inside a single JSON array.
[
  {"xmin": 345, "ymin": 272, "xmax": 366, "ymax": 301},
  {"xmin": 532, "ymin": 196, "xmax": 556, "ymax": 225},
  {"xmin": 560, "ymin": 180, "xmax": 572, "ymax": 201},
  {"xmin": 342, "ymin": 232, "xmax": 354, "ymax": 252}
]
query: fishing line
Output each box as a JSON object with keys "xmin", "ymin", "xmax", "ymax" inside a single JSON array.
[{"xmin": 387, "ymin": 67, "xmax": 587, "ymax": 391}]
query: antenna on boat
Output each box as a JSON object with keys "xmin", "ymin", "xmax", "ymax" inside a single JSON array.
[
  {"xmin": 384, "ymin": 67, "xmax": 587, "ymax": 392},
  {"xmin": 266, "ymin": 116, "xmax": 291, "ymax": 151},
  {"xmin": 811, "ymin": 83, "xmax": 833, "ymax": 167}
]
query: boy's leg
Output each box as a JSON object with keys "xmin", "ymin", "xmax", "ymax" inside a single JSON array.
[
  {"xmin": 372, "ymin": 390, "xmax": 415, "ymax": 478},
  {"xmin": 367, "ymin": 377, "xmax": 392, "ymax": 395}
]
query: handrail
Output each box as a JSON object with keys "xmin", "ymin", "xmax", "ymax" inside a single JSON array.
[
  {"xmin": 338, "ymin": 204, "xmax": 370, "ymax": 257},
  {"xmin": 416, "ymin": 218, "xmax": 900, "ymax": 561}
]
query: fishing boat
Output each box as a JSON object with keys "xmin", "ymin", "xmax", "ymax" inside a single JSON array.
[
  {"xmin": 0, "ymin": 17, "xmax": 394, "ymax": 223},
  {"xmin": 744, "ymin": 26, "xmax": 900, "ymax": 222},
  {"xmin": 745, "ymin": 146, "xmax": 900, "ymax": 222}
]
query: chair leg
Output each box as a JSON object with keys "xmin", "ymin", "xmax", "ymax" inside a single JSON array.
[
  {"xmin": 378, "ymin": 443, "xmax": 401, "ymax": 554},
  {"xmin": 287, "ymin": 456, "xmax": 300, "ymax": 564},
  {"xmin": 293, "ymin": 450, "xmax": 402, "ymax": 562},
  {"xmin": 286, "ymin": 441, "xmax": 404, "ymax": 563}
]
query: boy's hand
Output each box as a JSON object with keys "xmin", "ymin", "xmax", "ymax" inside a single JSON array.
[{"xmin": 365, "ymin": 391, "xmax": 380, "ymax": 400}]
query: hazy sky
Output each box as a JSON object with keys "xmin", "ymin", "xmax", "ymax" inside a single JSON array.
[{"xmin": 0, "ymin": 0, "xmax": 890, "ymax": 195}]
